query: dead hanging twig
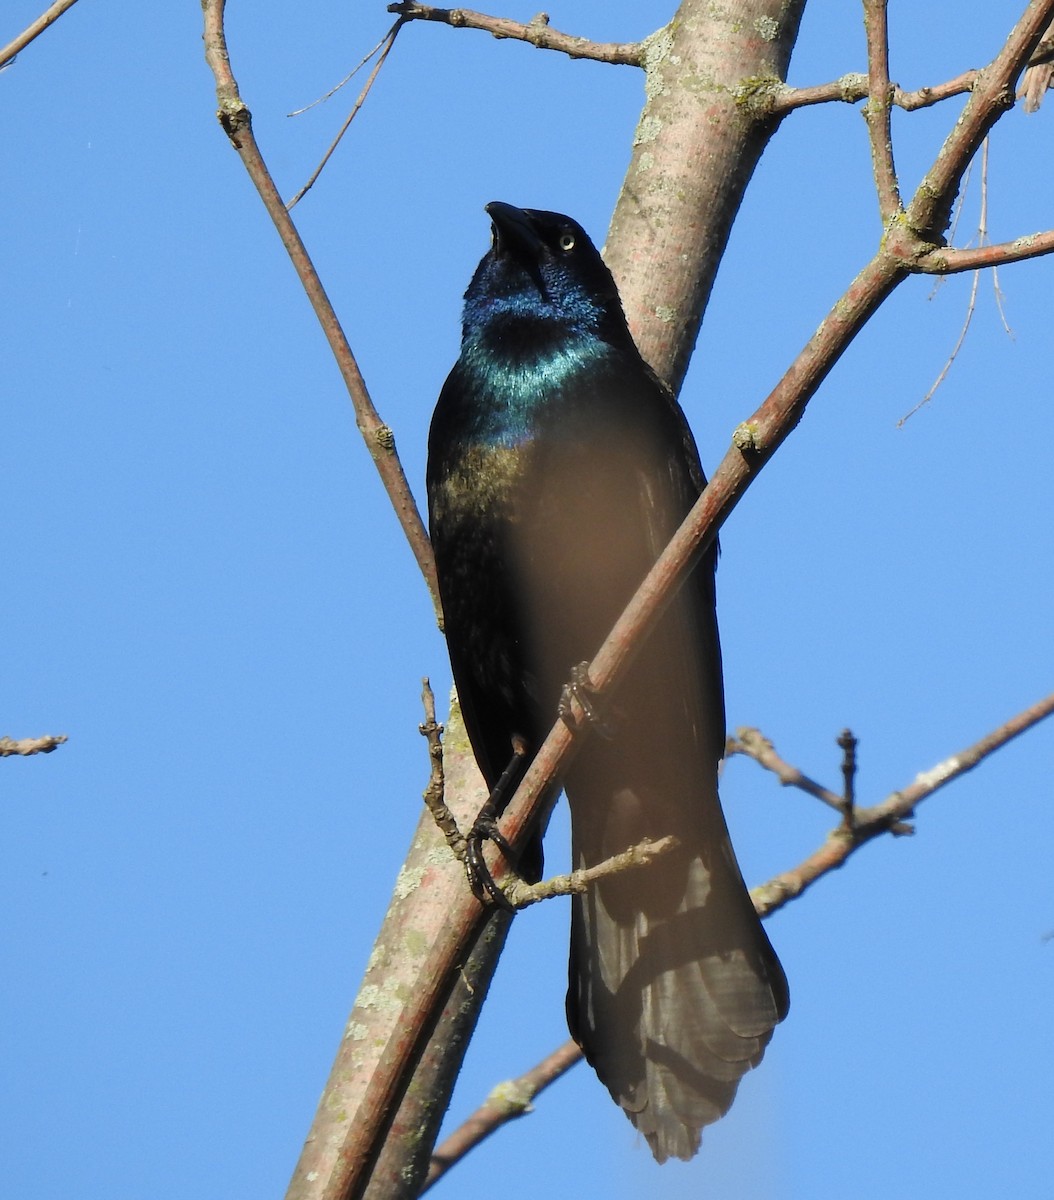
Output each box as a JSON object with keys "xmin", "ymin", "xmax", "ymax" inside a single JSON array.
[
  {"xmin": 899, "ymin": 138, "xmax": 1014, "ymax": 425},
  {"xmin": 286, "ymin": 17, "xmax": 405, "ymax": 210}
]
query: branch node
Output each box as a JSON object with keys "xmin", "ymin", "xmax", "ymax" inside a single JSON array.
[
  {"xmin": 732, "ymin": 421, "xmax": 762, "ymax": 451},
  {"xmin": 217, "ymin": 100, "xmax": 252, "ymax": 146}
]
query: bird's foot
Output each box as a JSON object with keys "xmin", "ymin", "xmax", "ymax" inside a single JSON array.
[
  {"xmin": 558, "ymin": 662, "xmax": 615, "ymax": 739},
  {"xmin": 465, "ymin": 806, "xmax": 517, "ymax": 912}
]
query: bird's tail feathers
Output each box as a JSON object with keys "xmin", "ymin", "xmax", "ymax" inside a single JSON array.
[{"xmin": 568, "ymin": 843, "xmax": 787, "ymax": 1163}]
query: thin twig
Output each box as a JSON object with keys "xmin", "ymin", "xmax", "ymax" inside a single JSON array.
[
  {"xmin": 419, "ymin": 678, "xmax": 465, "ymax": 860},
  {"xmin": 422, "ymin": 1041, "xmax": 583, "ymax": 1192},
  {"xmin": 503, "ymin": 836, "xmax": 680, "ymax": 908},
  {"xmin": 727, "ymin": 728, "xmax": 846, "ymax": 813},
  {"xmin": 386, "ymin": 2, "xmax": 643, "ymax": 65},
  {"xmin": 201, "ymin": 0, "xmax": 441, "ymax": 622},
  {"xmin": 901, "ymin": 137, "xmax": 1021, "ymax": 424},
  {"xmin": 916, "ymin": 228, "xmax": 1054, "ymax": 273},
  {"xmin": 287, "ymin": 19, "xmax": 404, "ymax": 210},
  {"xmin": 862, "ymin": 0, "xmax": 902, "ymax": 220},
  {"xmin": 901, "ymin": 266, "xmax": 980, "ymax": 424},
  {"xmin": 0, "ymin": 0, "xmax": 79, "ymax": 70},
  {"xmin": 288, "ymin": 25, "xmax": 399, "ymax": 117},
  {"xmin": 0, "ymin": 734, "xmax": 68, "ymax": 757}
]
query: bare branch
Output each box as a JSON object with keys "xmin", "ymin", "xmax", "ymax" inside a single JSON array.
[
  {"xmin": 916, "ymin": 228, "xmax": 1054, "ymax": 273},
  {"xmin": 771, "ymin": 69, "xmax": 981, "ymax": 116},
  {"xmin": 752, "ymin": 690, "xmax": 1054, "ymax": 917},
  {"xmin": 423, "ymin": 1041, "xmax": 583, "ymax": 1192},
  {"xmin": 862, "ymin": 0, "xmax": 902, "ymax": 219},
  {"xmin": 0, "ymin": 734, "xmax": 67, "ymax": 757},
  {"xmin": 504, "ymin": 836, "xmax": 680, "ymax": 909},
  {"xmin": 386, "ymin": 2, "xmax": 644, "ymax": 66},
  {"xmin": 0, "ymin": 0, "xmax": 79, "ymax": 70},
  {"xmin": 200, "ymin": 0, "xmax": 441, "ymax": 622}
]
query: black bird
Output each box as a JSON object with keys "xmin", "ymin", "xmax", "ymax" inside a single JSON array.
[{"xmin": 427, "ymin": 203, "xmax": 788, "ymax": 1162}]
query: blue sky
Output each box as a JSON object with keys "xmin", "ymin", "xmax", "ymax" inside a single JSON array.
[{"xmin": 3, "ymin": 3, "xmax": 1053, "ymax": 1197}]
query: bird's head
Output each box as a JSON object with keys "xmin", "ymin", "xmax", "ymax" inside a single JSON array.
[{"xmin": 462, "ymin": 202, "xmax": 629, "ymax": 347}]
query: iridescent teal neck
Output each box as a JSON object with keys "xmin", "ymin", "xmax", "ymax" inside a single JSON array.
[{"xmin": 458, "ymin": 326, "xmax": 615, "ymax": 447}]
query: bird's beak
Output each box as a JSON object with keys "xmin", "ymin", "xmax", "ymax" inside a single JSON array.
[{"xmin": 485, "ymin": 201, "xmax": 543, "ymax": 261}]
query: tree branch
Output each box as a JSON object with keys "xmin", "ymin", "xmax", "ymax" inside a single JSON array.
[
  {"xmin": 200, "ymin": 0, "xmax": 441, "ymax": 622},
  {"xmin": 862, "ymin": 0, "xmax": 902, "ymax": 220},
  {"xmin": 916, "ymin": 228, "xmax": 1054, "ymax": 273},
  {"xmin": 0, "ymin": 0, "xmax": 79, "ymax": 70},
  {"xmin": 386, "ymin": 2, "xmax": 644, "ymax": 65},
  {"xmin": 769, "ymin": 69, "xmax": 981, "ymax": 116},
  {"xmin": 727, "ymin": 728, "xmax": 847, "ymax": 814},
  {"xmin": 422, "ymin": 1040, "xmax": 582, "ymax": 1192},
  {"xmin": 503, "ymin": 836, "xmax": 680, "ymax": 908}
]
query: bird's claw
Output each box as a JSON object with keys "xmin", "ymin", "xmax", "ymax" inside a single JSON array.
[
  {"xmin": 558, "ymin": 661, "xmax": 616, "ymax": 739},
  {"xmin": 465, "ymin": 812, "xmax": 517, "ymax": 912}
]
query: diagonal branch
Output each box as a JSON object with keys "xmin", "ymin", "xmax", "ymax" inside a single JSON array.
[
  {"xmin": 422, "ymin": 1040, "xmax": 582, "ymax": 1192},
  {"xmin": 916, "ymin": 228, "xmax": 1054, "ymax": 273},
  {"xmin": 386, "ymin": 2, "xmax": 644, "ymax": 65},
  {"xmin": 0, "ymin": 0, "xmax": 79, "ymax": 69},
  {"xmin": 727, "ymin": 728, "xmax": 847, "ymax": 814}
]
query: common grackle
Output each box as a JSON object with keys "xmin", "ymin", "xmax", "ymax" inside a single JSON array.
[{"xmin": 427, "ymin": 203, "xmax": 788, "ymax": 1162}]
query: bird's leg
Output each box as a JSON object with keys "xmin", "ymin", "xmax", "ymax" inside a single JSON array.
[
  {"xmin": 558, "ymin": 661, "xmax": 616, "ymax": 739},
  {"xmin": 465, "ymin": 735, "xmax": 529, "ymax": 911}
]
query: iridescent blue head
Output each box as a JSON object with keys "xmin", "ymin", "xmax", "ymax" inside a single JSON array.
[{"xmin": 461, "ymin": 202, "xmax": 631, "ymax": 349}]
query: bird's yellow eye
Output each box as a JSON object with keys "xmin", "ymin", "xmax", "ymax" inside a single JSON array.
[{"xmin": 558, "ymin": 232, "xmax": 575, "ymax": 252}]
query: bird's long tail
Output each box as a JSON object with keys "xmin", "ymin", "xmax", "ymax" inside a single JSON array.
[{"xmin": 567, "ymin": 810, "xmax": 788, "ymax": 1163}]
